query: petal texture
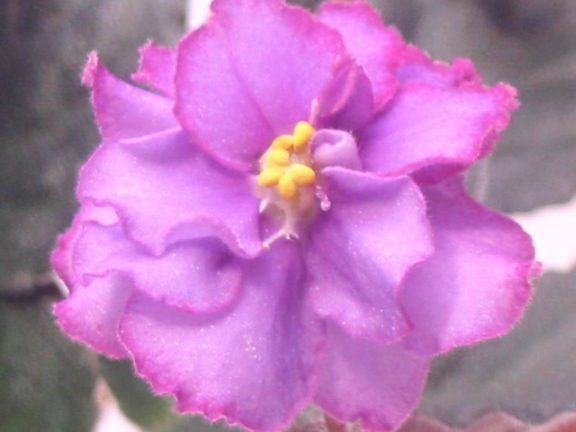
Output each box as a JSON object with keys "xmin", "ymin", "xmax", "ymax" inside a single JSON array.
[
  {"xmin": 53, "ymin": 204, "xmax": 131, "ymax": 358},
  {"xmin": 119, "ymin": 241, "xmax": 319, "ymax": 432},
  {"xmin": 314, "ymin": 322, "xmax": 431, "ymax": 432},
  {"xmin": 318, "ymin": 1, "xmax": 403, "ymax": 108},
  {"xmin": 397, "ymin": 45, "xmax": 481, "ymax": 88},
  {"xmin": 311, "ymin": 129, "xmax": 362, "ymax": 170},
  {"xmin": 71, "ymin": 222, "xmax": 242, "ymax": 313},
  {"xmin": 307, "ymin": 168, "xmax": 433, "ymax": 342},
  {"xmin": 55, "ymin": 274, "xmax": 131, "ymax": 358},
  {"xmin": 314, "ymin": 59, "xmax": 374, "ymax": 133},
  {"xmin": 360, "ymin": 82, "xmax": 518, "ymax": 183},
  {"xmin": 175, "ymin": 0, "xmax": 345, "ymax": 169},
  {"xmin": 78, "ymin": 128, "xmax": 262, "ymax": 257},
  {"xmin": 132, "ymin": 41, "xmax": 177, "ymax": 97},
  {"xmin": 401, "ymin": 178, "xmax": 536, "ymax": 355},
  {"xmin": 82, "ymin": 52, "xmax": 176, "ymax": 141}
]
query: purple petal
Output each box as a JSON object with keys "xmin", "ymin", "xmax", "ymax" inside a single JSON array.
[
  {"xmin": 360, "ymin": 82, "xmax": 518, "ymax": 183},
  {"xmin": 313, "ymin": 58, "xmax": 374, "ymax": 132},
  {"xmin": 401, "ymin": 178, "xmax": 536, "ymax": 355},
  {"xmin": 397, "ymin": 44, "xmax": 481, "ymax": 88},
  {"xmin": 132, "ymin": 40, "xmax": 177, "ymax": 97},
  {"xmin": 52, "ymin": 203, "xmax": 119, "ymax": 288},
  {"xmin": 55, "ymin": 274, "xmax": 131, "ymax": 359},
  {"xmin": 71, "ymin": 222, "xmax": 242, "ymax": 314},
  {"xmin": 318, "ymin": 1, "xmax": 403, "ymax": 108},
  {"xmin": 119, "ymin": 240, "xmax": 319, "ymax": 431},
  {"xmin": 78, "ymin": 128, "xmax": 262, "ymax": 257},
  {"xmin": 82, "ymin": 52, "xmax": 176, "ymax": 141},
  {"xmin": 314, "ymin": 322, "xmax": 431, "ymax": 431},
  {"xmin": 307, "ymin": 168, "xmax": 433, "ymax": 342},
  {"xmin": 311, "ymin": 129, "xmax": 362, "ymax": 170},
  {"xmin": 175, "ymin": 0, "xmax": 345, "ymax": 169},
  {"xmin": 53, "ymin": 204, "xmax": 131, "ymax": 358}
]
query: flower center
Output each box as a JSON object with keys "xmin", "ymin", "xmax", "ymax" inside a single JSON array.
[
  {"xmin": 256, "ymin": 121, "xmax": 319, "ymax": 248},
  {"xmin": 257, "ymin": 121, "xmax": 317, "ymax": 199}
]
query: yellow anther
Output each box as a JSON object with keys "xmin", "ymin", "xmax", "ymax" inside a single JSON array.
[
  {"xmin": 271, "ymin": 134, "xmax": 295, "ymax": 150},
  {"xmin": 265, "ymin": 148, "xmax": 290, "ymax": 166},
  {"xmin": 257, "ymin": 166, "xmax": 285, "ymax": 187},
  {"xmin": 293, "ymin": 121, "xmax": 315, "ymax": 151},
  {"xmin": 277, "ymin": 175, "xmax": 297, "ymax": 200},
  {"xmin": 287, "ymin": 164, "xmax": 316, "ymax": 186}
]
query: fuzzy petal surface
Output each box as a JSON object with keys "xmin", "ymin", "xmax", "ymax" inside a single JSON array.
[
  {"xmin": 53, "ymin": 204, "xmax": 131, "ymax": 358},
  {"xmin": 397, "ymin": 45, "xmax": 481, "ymax": 88},
  {"xmin": 314, "ymin": 59, "xmax": 374, "ymax": 133},
  {"xmin": 360, "ymin": 82, "xmax": 518, "ymax": 183},
  {"xmin": 310, "ymin": 129, "xmax": 362, "ymax": 170},
  {"xmin": 307, "ymin": 168, "xmax": 433, "ymax": 342},
  {"xmin": 83, "ymin": 52, "xmax": 176, "ymax": 140},
  {"xmin": 55, "ymin": 274, "xmax": 131, "ymax": 358},
  {"xmin": 318, "ymin": 1, "xmax": 403, "ymax": 108},
  {"xmin": 78, "ymin": 128, "xmax": 261, "ymax": 257},
  {"xmin": 119, "ymin": 240, "xmax": 319, "ymax": 432},
  {"xmin": 314, "ymin": 322, "xmax": 431, "ymax": 432},
  {"xmin": 175, "ymin": 0, "xmax": 345, "ymax": 169},
  {"xmin": 70, "ymin": 222, "xmax": 242, "ymax": 314},
  {"xmin": 132, "ymin": 41, "xmax": 177, "ymax": 97},
  {"xmin": 401, "ymin": 178, "xmax": 536, "ymax": 355}
]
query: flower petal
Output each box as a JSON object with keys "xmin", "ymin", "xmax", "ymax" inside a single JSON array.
[
  {"xmin": 360, "ymin": 82, "xmax": 518, "ymax": 183},
  {"xmin": 397, "ymin": 44, "xmax": 481, "ymax": 88},
  {"xmin": 401, "ymin": 177, "xmax": 536, "ymax": 355},
  {"xmin": 78, "ymin": 128, "xmax": 262, "ymax": 257},
  {"xmin": 307, "ymin": 168, "xmax": 433, "ymax": 342},
  {"xmin": 314, "ymin": 322, "xmax": 431, "ymax": 432},
  {"xmin": 54, "ymin": 274, "xmax": 131, "ymax": 358},
  {"xmin": 82, "ymin": 52, "xmax": 176, "ymax": 140},
  {"xmin": 175, "ymin": 0, "xmax": 345, "ymax": 169},
  {"xmin": 313, "ymin": 58, "xmax": 374, "ymax": 133},
  {"xmin": 132, "ymin": 41, "xmax": 177, "ymax": 97},
  {"xmin": 119, "ymin": 240, "xmax": 319, "ymax": 431},
  {"xmin": 53, "ymin": 204, "xmax": 131, "ymax": 358},
  {"xmin": 71, "ymin": 222, "xmax": 242, "ymax": 314},
  {"xmin": 318, "ymin": 1, "xmax": 403, "ymax": 108},
  {"xmin": 311, "ymin": 129, "xmax": 362, "ymax": 171}
]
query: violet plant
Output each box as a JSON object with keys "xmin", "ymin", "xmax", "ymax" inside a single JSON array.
[{"xmin": 52, "ymin": 0, "xmax": 538, "ymax": 430}]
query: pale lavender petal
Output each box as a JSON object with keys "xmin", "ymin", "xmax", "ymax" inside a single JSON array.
[
  {"xmin": 401, "ymin": 177, "xmax": 536, "ymax": 355},
  {"xmin": 119, "ymin": 241, "xmax": 319, "ymax": 431},
  {"xmin": 311, "ymin": 129, "xmax": 362, "ymax": 170},
  {"xmin": 52, "ymin": 203, "xmax": 119, "ymax": 288},
  {"xmin": 307, "ymin": 168, "xmax": 433, "ymax": 342},
  {"xmin": 53, "ymin": 204, "xmax": 131, "ymax": 358},
  {"xmin": 175, "ymin": 0, "xmax": 345, "ymax": 169},
  {"xmin": 314, "ymin": 322, "xmax": 431, "ymax": 432},
  {"xmin": 360, "ymin": 82, "xmax": 518, "ymax": 183},
  {"xmin": 314, "ymin": 59, "xmax": 374, "ymax": 133},
  {"xmin": 78, "ymin": 128, "xmax": 261, "ymax": 257},
  {"xmin": 54, "ymin": 274, "xmax": 131, "ymax": 358},
  {"xmin": 397, "ymin": 44, "xmax": 481, "ymax": 88},
  {"xmin": 72, "ymin": 222, "xmax": 242, "ymax": 313},
  {"xmin": 132, "ymin": 40, "xmax": 177, "ymax": 97},
  {"xmin": 318, "ymin": 1, "xmax": 403, "ymax": 108},
  {"xmin": 82, "ymin": 52, "xmax": 176, "ymax": 140}
]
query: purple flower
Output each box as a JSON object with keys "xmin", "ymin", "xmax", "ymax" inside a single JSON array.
[{"xmin": 52, "ymin": 1, "xmax": 538, "ymax": 431}]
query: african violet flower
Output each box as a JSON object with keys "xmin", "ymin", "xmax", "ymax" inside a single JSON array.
[{"xmin": 52, "ymin": 0, "xmax": 537, "ymax": 430}]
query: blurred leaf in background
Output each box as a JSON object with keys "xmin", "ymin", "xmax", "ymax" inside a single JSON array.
[
  {"xmin": 0, "ymin": 0, "xmax": 185, "ymax": 431},
  {"xmin": 0, "ymin": 300, "xmax": 96, "ymax": 432}
]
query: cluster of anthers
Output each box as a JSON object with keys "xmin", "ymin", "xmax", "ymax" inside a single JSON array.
[
  {"xmin": 257, "ymin": 121, "xmax": 317, "ymax": 199},
  {"xmin": 256, "ymin": 121, "xmax": 319, "ymax": 247}
]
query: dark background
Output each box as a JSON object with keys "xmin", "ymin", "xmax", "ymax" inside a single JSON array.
[{"xmin": 1, "ymin": 1, "xmax": 575, "ymax": 431}]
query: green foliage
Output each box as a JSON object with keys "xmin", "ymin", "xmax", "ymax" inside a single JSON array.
[{"xmin": 0, "ymin": 301, "xmax": 97, "ymax": 432}]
